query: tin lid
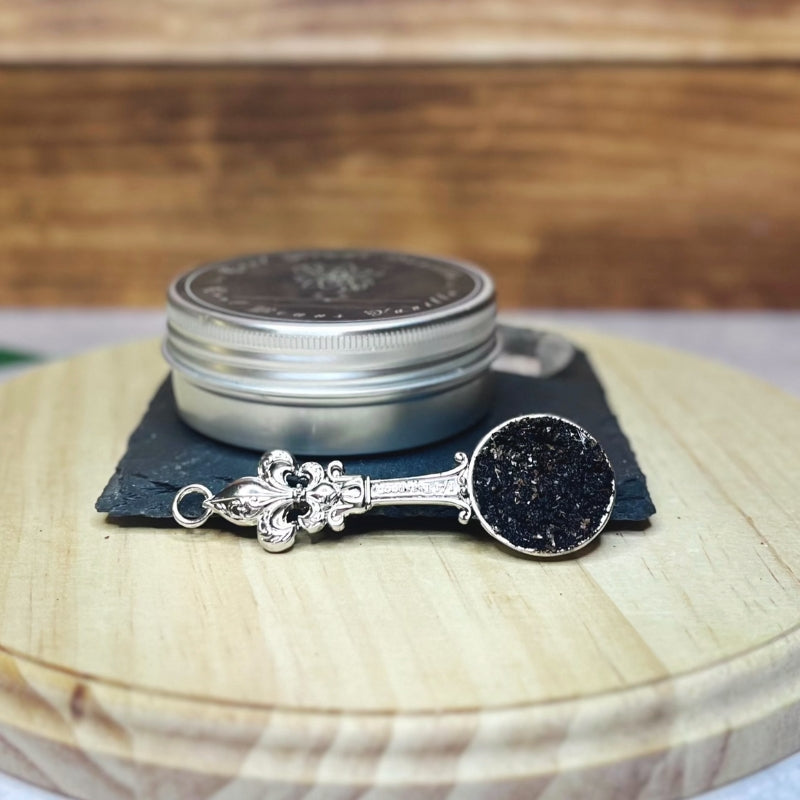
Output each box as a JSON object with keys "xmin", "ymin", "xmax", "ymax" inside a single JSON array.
[{"xmin": 164, "ymin": 250, "xmax": 498, "ymax": 403}]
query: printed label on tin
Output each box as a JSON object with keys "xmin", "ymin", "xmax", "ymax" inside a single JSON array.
[{"xmin": 182, "ymin": 250, "xmax": 483, "ymax": 322}]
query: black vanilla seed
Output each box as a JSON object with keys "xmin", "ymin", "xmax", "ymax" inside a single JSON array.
[{"xmin": 470, "ymin": 416, "xmax": 615, "ymax": 555}]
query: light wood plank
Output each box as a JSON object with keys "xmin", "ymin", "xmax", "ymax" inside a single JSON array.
[
  {"xmin": 0, "ymin": 330, "xmax": 799, "ymax": 797},
  {"xmin": 2, "ymin": 0, "xmax": 800, "ymax": 62}
]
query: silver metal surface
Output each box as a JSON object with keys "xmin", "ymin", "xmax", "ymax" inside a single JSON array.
[
  {"xmin": 172, "ymin": 413, "xmax": 616, "ymax": 557},
  {"xmin": 171, "ymin": 446, "xmax": 472, "ymax": 553},
  {"xmin": 164, "ymin": 249, "xmax": 499, "ymax": 453},
  {"xmin": 171, "ymin": 368, "xmax": 495, "ymax": 454}
]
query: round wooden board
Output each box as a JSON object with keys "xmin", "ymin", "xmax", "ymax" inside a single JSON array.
[{"xmin": 1, "ymin": 330, "xmax": 799, "ymax": 800}]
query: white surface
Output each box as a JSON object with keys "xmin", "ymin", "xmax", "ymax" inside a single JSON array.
[{"xmin": 0, "ymin": 308, "xmax": 798, "ymax": 800}]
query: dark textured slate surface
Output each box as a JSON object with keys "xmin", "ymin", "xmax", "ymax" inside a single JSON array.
[{"xmin": 96, "ymin": 327, "xmax": 655, "ymax": 524}]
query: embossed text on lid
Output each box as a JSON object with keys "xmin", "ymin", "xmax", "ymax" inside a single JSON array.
[{"xmin": 178, "ymin": 250, "xmax": 486, "ymax": 324}]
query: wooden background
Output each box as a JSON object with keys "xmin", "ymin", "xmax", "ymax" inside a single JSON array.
[{"xmin": 1, "ymin": 1, "xmax": 800, "ymax": 308}]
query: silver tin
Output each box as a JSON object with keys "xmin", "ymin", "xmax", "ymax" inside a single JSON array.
[{"xmin": 164, "ymin": 249, "xmax": 499, "ymax": 454}]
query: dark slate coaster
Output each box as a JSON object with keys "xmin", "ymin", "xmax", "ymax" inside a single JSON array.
[{"xmin": 96, "ymin": 326, "xmax": 655, "ymax": 524}]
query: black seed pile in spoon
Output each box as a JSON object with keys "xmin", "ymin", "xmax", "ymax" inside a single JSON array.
[{"xmin": 470, "ymin": 415, "xmax": 615, "ymax": 555}]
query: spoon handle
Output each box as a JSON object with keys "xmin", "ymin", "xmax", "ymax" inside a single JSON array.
[
  {"xmin": 172, "ymin": 449, "xmax": 472, "ymax": 553},
  {"xmin": 369, "ymin": 453, "xmax": 472, "ymax": 521}
]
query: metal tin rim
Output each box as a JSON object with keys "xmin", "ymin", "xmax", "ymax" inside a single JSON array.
[
  {"xmin": 164, "ymin": 333, "xmax": 501, "ymax": 404},
  {"xmin": 165, "ymin": 250, "xmax": 498, "ymax": 405},
  {"xmin": 168, "ymin": 249, "xmax": 494, "ymax": 338}
]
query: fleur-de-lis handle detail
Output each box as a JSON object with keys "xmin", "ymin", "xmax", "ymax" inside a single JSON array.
[{"xmin": 172, "ymin": 449, "xmax": 471, "ymax": 552}]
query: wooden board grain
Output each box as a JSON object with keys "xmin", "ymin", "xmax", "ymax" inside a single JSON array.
[
  {"xmin": 2, "ymin": 0, "xmax": 800, "ymax": 62},
  {"xmin": 2, "ymin": 66, "xmax": 800, "ymax": 309},
  {"xmin": 0, "ymin": 330, "xmax": 799, "ymax": 798}
]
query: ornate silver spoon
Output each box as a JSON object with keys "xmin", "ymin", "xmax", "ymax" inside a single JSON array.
[{"xmin": 172, "ymin": 414, "xmax": 616, "ymax": 557}]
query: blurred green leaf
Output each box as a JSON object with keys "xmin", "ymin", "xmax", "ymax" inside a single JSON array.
[{"xmin": 0, "ymin": 349, "xmax": 39, "ymax": 367}]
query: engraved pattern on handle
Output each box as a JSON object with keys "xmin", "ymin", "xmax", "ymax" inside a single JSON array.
[
  {"xmin": 369, "ymin": 452, "xmax": 472, "ymax": 524},
  {"xmin": 172, "ymin": 450, "xmax": 471, "ymax": 552}
]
